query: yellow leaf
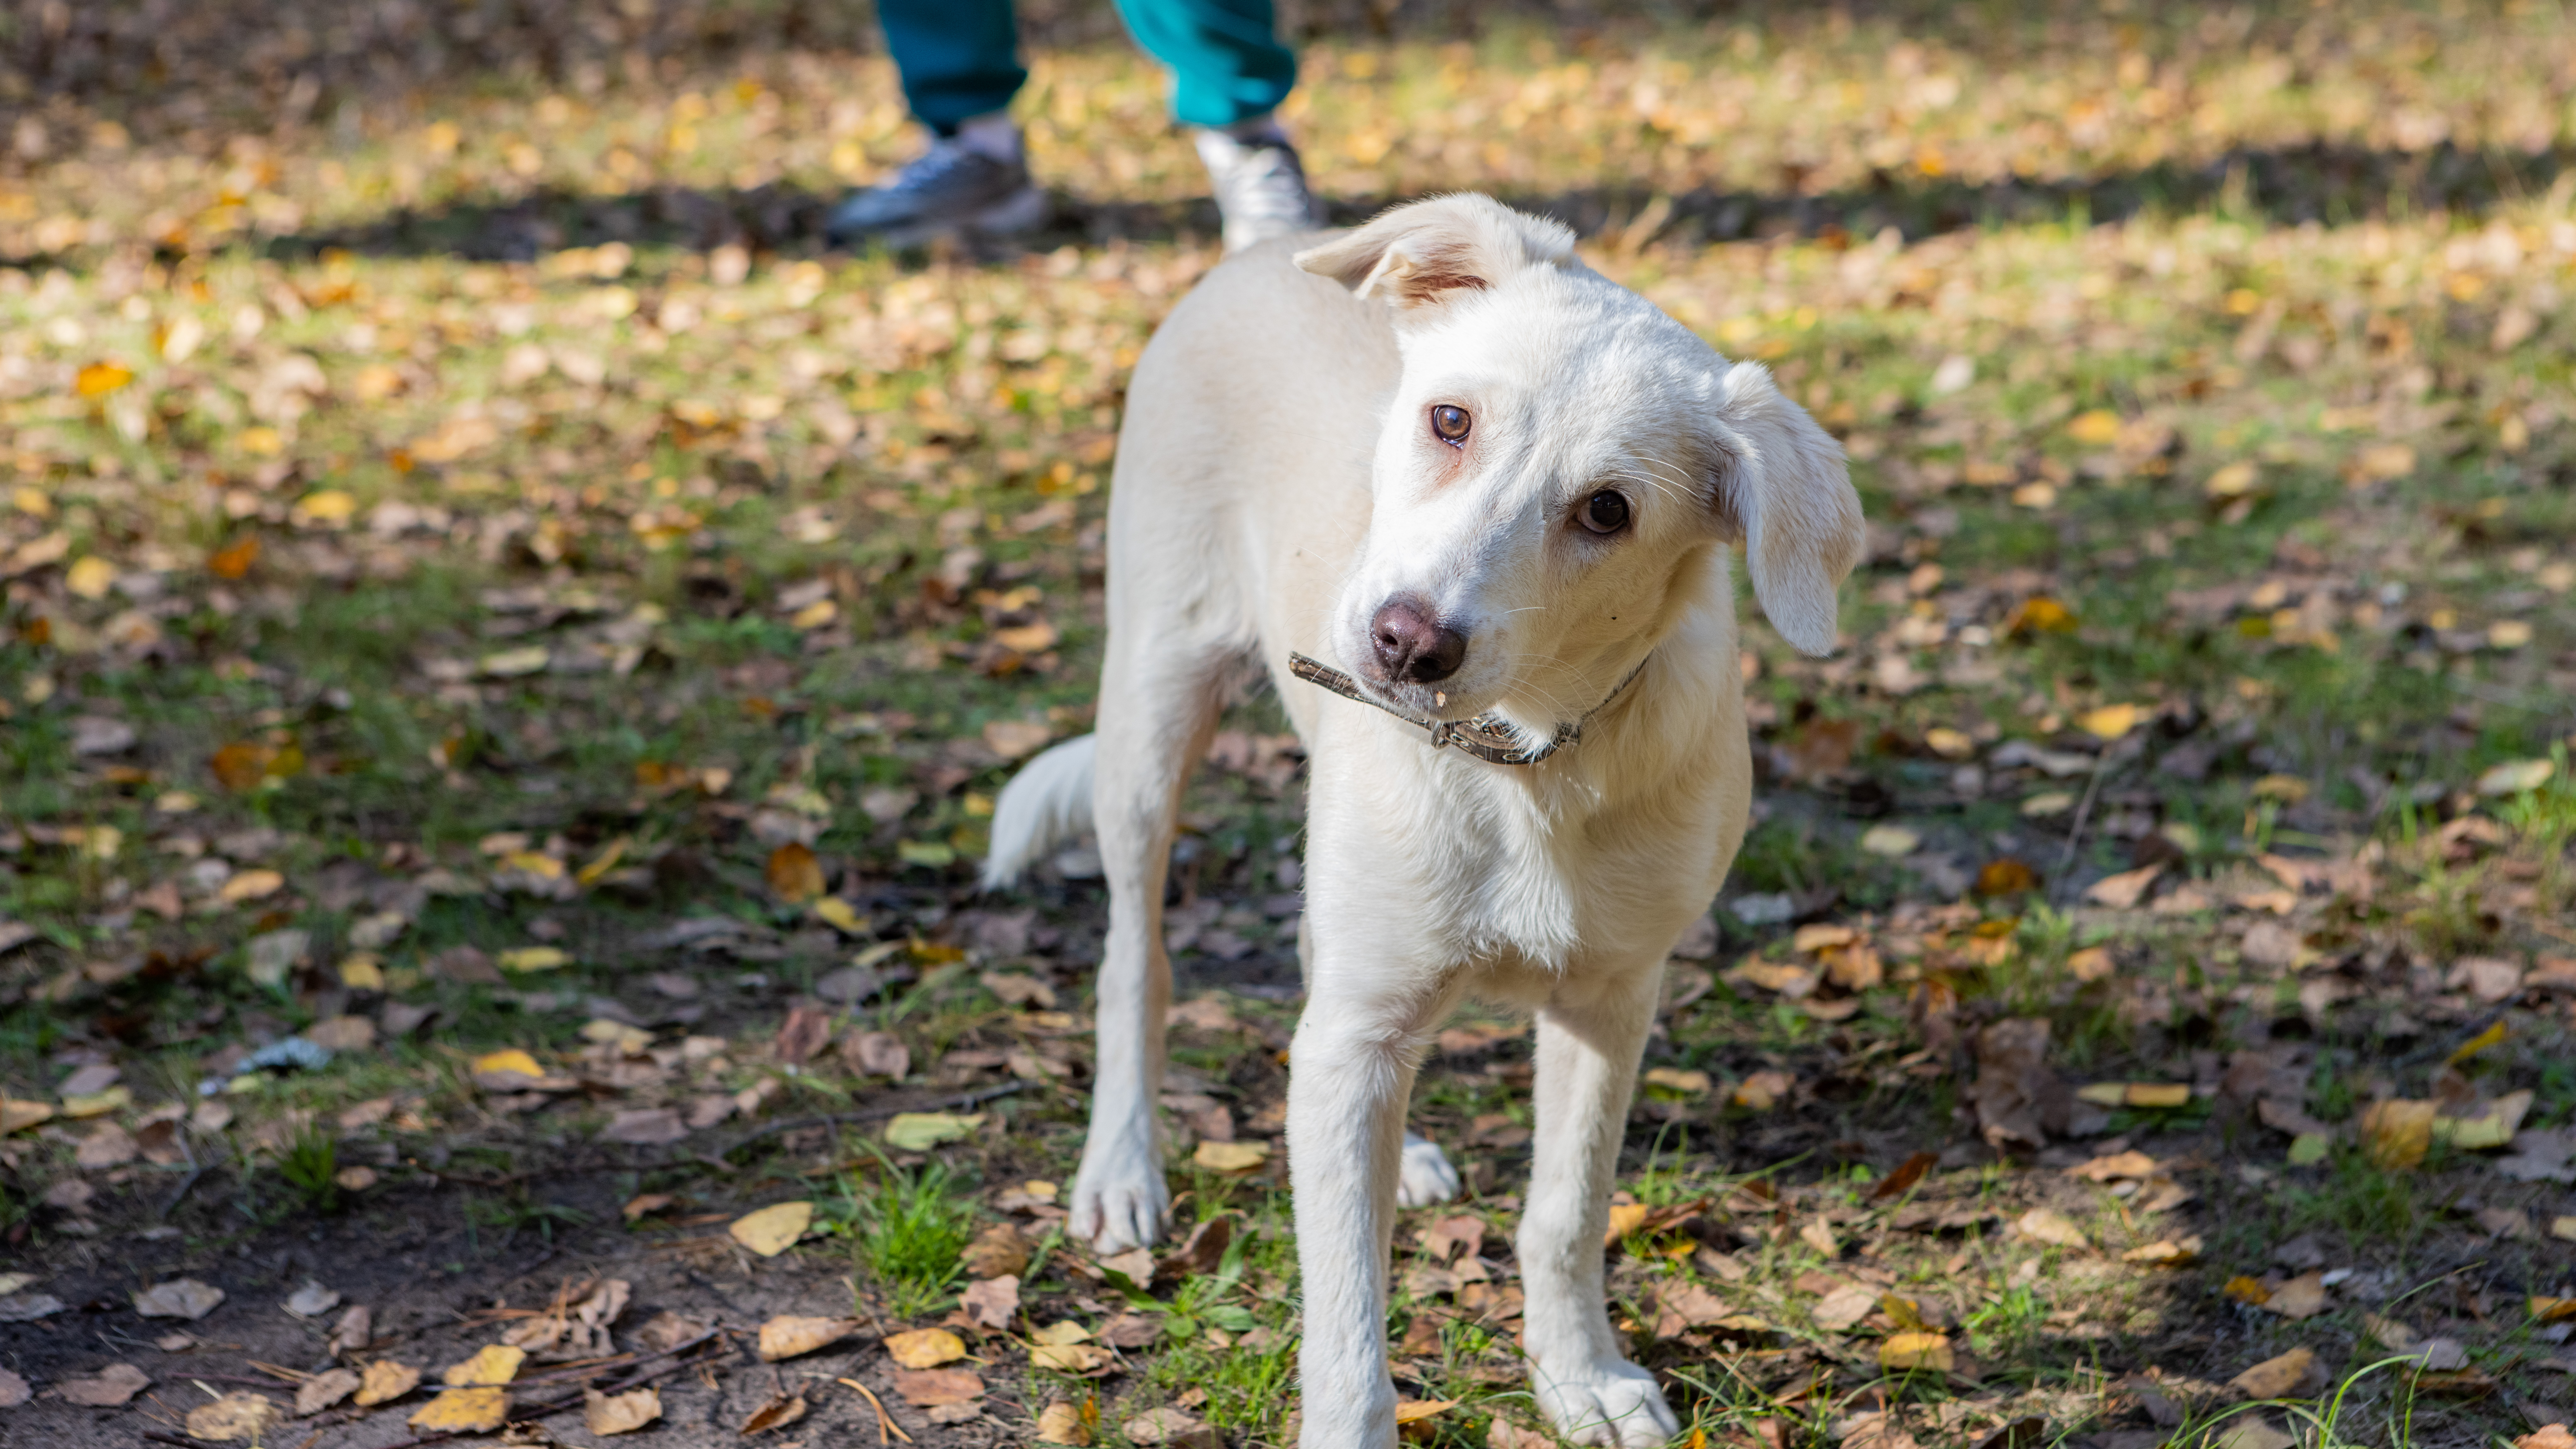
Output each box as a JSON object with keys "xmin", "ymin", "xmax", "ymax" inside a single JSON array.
[
  {"xmin": 766, "ymin": 842, "xmax": 824, "ymax": 903},
  {"xmin": 354, "ymin": 1359, "xmax": 421, "ymax": 1406},
  {"xmin": 186, "ymin": 1393, "xmax": 283, "ymax": 1441},
  {"xmin": 1642, "ymin": 1067, "xmax": 1713, "ymax": 1094},
  {"xmin": 497, "ymin": 947, "xmax": 568, "ymax": 973},
  {"xmin": 63, "ymin": 556, "xmax": 116, "ymax": 599},
  {"xmin": 236, "ymin": 425, "xmax": 284, "ymax": 456},
  {"xmin": 576, "ymin": 835, "xmax": 630, "ymax": 886},
  {"xmin": 76, "ymin": 361, "xmax": 134, "ymax": 398},
  {"xmin": 790, "ymin": 598, "xmax": 838, "ymax": 630},
  {"xmin": 1879, "ymin": 1331, "xmax": 1954, "ymax": 1373},
  {"xmin": 1394, "ymin": 1400, "xmax": 1457, "ymax": 1425},
  {"xmin": 2205, "ymin": 461, "xmax": 2259, "ymax": 497},
  {"xmin": 409, "ymin": 1387, "xmax": 508, "ymax": 1432},
  {"xmin": 2225, "ymin": 1275, "xmax": 2273, "ymax": 1306},
  {"xmin": 1602, "ymin": 1201, "xmax": 1651, "ymax": 1246},
  {"xmin": 728, "ymin": 1201, "xmax": 813, "ymax": 1257},
  {"xmin": 2121, "ymin": 1237, "xmax": 2201, "ymax": 1267},
  {"xmin": 2251, "ymin": 774, "xmax": 2310, "ymax": 803},
  {"xmin": 478, "ymin": 645, "xmax": 550, "ymax": 678},
  {"xmin": 813, "ymin": 897, "xmax": 864, "ymax": 933},
  {"xmin": 471, "ymin": 1049, "xmax": 544, "ymax": 1090},
  {"xmin": 2360, "ymin": 1098, "xmax": 2436, "ymax": 1170},
  {"xmin": 2066, "ymin": 409, "xmax": 2121, "ymax": 445},
  {"xmin": 884, "ymin": 1112, "xmax": 982, "ymax": 1151},
  {"xmin": 884, "ymin": 1327, "xmax": 966, "ymax": 1369},
  {"xmin": 2126, "ymin": 1083, "xmax": 2192, "ymax": 1108},
  {"xmin": 1030, "ymin": 1321, "xmax": 1092, "ymax": 1347},
  {"xmin": 2476, "ymin": 759, "xmax": 2554, "ymax": 797},
  {"xmin": 502, "ymin": 850, "xmax": 566, "ymax": 879},
  {"xmin": 217, "ymin": 868, "xmax": 284, "ymax": 903},
  {"xmin": 2077, "ymin": 703, "xmax": 2140, "ymax": 741},
  {"xmin": 290, "ymin": 490, "xmax": 357, "ymax": 527},
  {"xmin": 441, "ymin": 1344, "xmax": 525, "ymax": 1385},
  {"xmin": 2432, "ymin": 1089, "xmax": 2532, "ymax": 1150},
  {"xmin": 1192, "ymin": 1140, "xmax": 1269, "ymax": 1173},
  {"xmin": 63, "ymin": 1086, "xmax": 131, "ymax": 1118}
]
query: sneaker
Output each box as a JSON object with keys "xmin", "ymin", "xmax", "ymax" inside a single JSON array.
[
  {"xmin": 1192, "ymin": 125, "xmax": 1322, "ymax": 252},
  {"xmin": 824, "ymin": 131, "xmax": 1047, "ymax": 247}
]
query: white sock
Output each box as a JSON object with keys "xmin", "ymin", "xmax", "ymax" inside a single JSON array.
[
  {"xmin": 1212, "ymin": 115, "xmax": 1288, "ymax": 147},
  {"xmin": 953, "ymin": 112, "xmax": 1023, "ymax": 164}
]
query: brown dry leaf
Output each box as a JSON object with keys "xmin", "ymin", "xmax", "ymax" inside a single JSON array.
[
  {"xmin": 885, "ymin": 1327, "xmax": 966, "ymax": 1368},
  {"xmin": 766, "ymin": 842, "xmax": 824, "ymax": 903},
  {"xmin": 2121, "ymin": 1237, "xmax": 2202, "ymax": 1267},
  {"xmin": 893, "ymin": 1366, "xmax": 985, "ymax": 1407},
  {"xmin": 58, "ymin": 1363, "xmax": 150, "ymax": 1406},
  {"xmin": 1870, "ymin": 1151, "xmax": 1937, "ymax": 1200},
  {"xmin": 757, "ymin": 1315, "xmax": 858, "ymax": 1362},
  {"xmin": 1191, "ymin": 1140, "xmax": 1268, "ymax": 1173},
  {"xmin": 2360, "ymin": 1098, "xmax": 2437, "ymax": 1169},
  {"xmin": 2015, "ymin": 1208, "xmax": 2089, "ymax": 1249},
  {"xmin": 961, "ymin": 1274, "xmax": 1021, "ymax": 1331},
  {"xmin": 442, "ymin": 1344, "xmax": 525, "ymax": 1385},
  {"xmin": 603, "ymin": 1108, "xmax": 688, "ymax": 1145},
  {"xmin": 740, "ymin": 1391, "xmax": 808, "ymax": 1433},
  {"xmin": 1030, "ymin": 1340, "xmax": 1116, "ymax": 1373},
  {"xmin": 728, "ymin": 1201, "xmax": 813, "ymax": 1256},
  {"xmin": 2229, "ymin": 1346, "xmax": 2317, "ymax": 1399},
  {"xmin": 188, "ymin": 1394, "xmax": 284, "ymax": 1441},
  {"xmin": 2263, "ymin": 1272, "xmax": 2330, "ymax": 1319},
  {"xmin": 961, "ymin": 1222, "xmax": 1031, "ymax": 1279},
  {"xmin": 0, "ymin": 1368, "xmax": 26, "ymax": 1407},
  {"xmin": 131, "ymin": 1278, "xmax": 225, "ymax": 1320},
  {"xmin": 355, "ymin": 1359, "xmax": 423, "ymax": 1405},
  {"xmin": 2514, "ymin": 1429, "xmax": 2576, "ymax": 1449},
  {"xmin": 773, "ymin": 1003, "xmax": 832, "ymax": 1064},
  {"xmin": 623, "ymin": 1193, "xmax": 677, "ymax": 1222},
  {"xmin": 1813, "ymin": 1285, "xmax": 1879, "ymax": 1331},
  {"xmin": 585, "ymin": 1385, "xmax": 662, "ymax": 1435},
  {"xmin": 842, "ymin": 1030, "xmax": 911, "ymax": 1079},
  {"xmin": 1036, "ymin": 1400, "xmax": 1092, "ymax": 1445},
  {"xmin": 295, "ymin": 1366, "xmax": 360, "ymax": 1416},
  {"xmin": 2087, "ymin": 864, "xmax": 2165, "ymax": 908}
]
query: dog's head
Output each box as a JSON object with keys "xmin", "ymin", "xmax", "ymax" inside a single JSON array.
[{"xmin": 1295, "ymin": 195, "xmax": 1865, "ymax": 740}]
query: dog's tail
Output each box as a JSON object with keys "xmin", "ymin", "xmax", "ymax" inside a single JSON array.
[{"xmin": 980, "ymin": 733, "xmax": 1098, "ymax": 891}]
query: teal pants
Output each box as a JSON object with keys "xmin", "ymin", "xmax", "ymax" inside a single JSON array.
[{"xmin": 878, "ymin": 0, "xmax": 1296, "ymax": 132}]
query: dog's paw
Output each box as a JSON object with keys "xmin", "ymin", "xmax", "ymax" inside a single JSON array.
[
  {"xmin": 1068, "ymin": 1142, "xmax": 1169, "ymax": 1253},
  {"xmin": 1396, "ymin": 1132, "xmax": 1460, "ymax": 1208},
  {"xmin": 1532, "ymin": 1358, "xmax": 1680, "ymax": 1448}
]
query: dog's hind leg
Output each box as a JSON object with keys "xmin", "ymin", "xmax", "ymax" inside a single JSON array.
[
  {"xmin": 1067, "ymin": 639, "xmax": 1235, "ymax": 1253},
  {"xmin": 1397, "ymin": 1133, "xmax": 1460, "ymax": 1207}
]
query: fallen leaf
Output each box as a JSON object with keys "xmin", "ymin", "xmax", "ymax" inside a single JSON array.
[
  {"xmin": 295, "ymin": 1367, "xmax": 360, "ymax": 1416},
  {"xmin": 1193, "ymin": 1140, "xmax": 1269, "ymax": 1172},
  {"xmin": 411, "ymin": 1387, "xmax": 508, "ymax": 1431},
  {"xmin": 1870, "ymin": 1151, "xmax": 1937, "ymax": 1200},
  {"xmin": 189, "ymin": 1394, "xmax": 284, "ymax": 1441},
  {"xmin": 1976, "ymin": 858, "xmax": 2039, "ymax": 895},
  {"xmin": 2122, "ymin": 1237, "xmax": 2202, "ymax": 1267},
  {"xmin": 884, "ymin": 1112, "xmax": 982, "ymax": 1151},
  {"xmin": 355, "ymin": 1359, "xmax": 422, "ymax": 1405},
  {"xmin": 497, "ymin": 946, "xmax": 568, "ymax": 973},
  {"xmin": 0, "ymin": 1368, "xmax": 26, "ymax": 1407},
  {"xmin": 961, "ymin": 1274, "xmax": 1020, "ymax": 1330},
  {"xmin": 2434, "ymin": 1089, "xmax": 2532, "ymax": 1150},
  {"xmin": 893, "ymin": 1367, "xmax": 985, "ymax": 1406},
  {"xmin": 739, "ymin": 1391, "xmax": 808, "ymax": 1433},
  {"xmin": 58, "ymin": 1362, "xmax": 150, "ymax": 1405},
  {"xmin": 603, "ymin": 1108, "xmax": 688, "ymax": 1145},
  {"xmin": 585, "ymin": 1385, "xmax": 662, "ymax": 1434},
  {"xmin": 2262, "ymin": 1272, "xmax": 2329, "ymax": 1319},
  {"xmin": 1030, "ymin": 1340, "xmax": 1116, "ymax": 1373},
  {"xmin": 1813, "ymin": 1284, "xmax": 1879, "ymax": 1331},
  {"xmin": 843, "ymin": 1030, "xmax": 912, "ymax": 1079},
  {"xmin": 886, "ymin": 1327, "xmax": 966, "ymax": 1368},
  {"xmin": 758, "ymin": 1315, "xmax": 858, "ymax": 1361},
  {"xmin": 983, "ymin": 719, "xmax": 1052, "ymax": 760},
  {"xmin": 2229, "ymin": 1346, "xmax": 2316, "ymax": 1399},
  {"xmin": 2515, "ymin": 1428, "xmax": 2576, "ymax": 1449},
  {"xmin": 1879, "ymin": 1331, "xmax": 1954, "ymax": 1373},
  {"xmin": 1036, "ymin": 1400, "xmax": 1092, "ymax": 1444},
  {"xmin": 728, "ymin": 1201, "xmax": 813, "ymax": 1256},
  {"xmin": 2477, "ymin": 759, "xmax": 2555, "ymax": 796},
  {"xmin": 132, "ymin": 1279, "xmax": 225, "ymax": 1320},
  {"xmin": 2360, "ymin": 1098, "xmax": 2437, "ymax": 1169},
  {"xmin": 774, "ymin": 1003, "xmax": 832, "ymax": 1064},
  {"xmin": 471, "ymin": 1048, "xmax": 546, "ymax": 1091},
  {"xmin": 2085, "ymin": 863, "xmax": 2164, "ymax": 908},
  {"xmin": 2015, "ymin": 1208, "xmax": 2089, "ymax": 1248},
  {"xmin": 766, "ymin": 842, "xmax": 824, "ymax": 902},
  {"xmin": 442, "ymin": 1344, "xmax": 525, "ymax": 1385},
  {"xmin": 961, "ymin": 1222, "xmax": 1031, "ymax": 1278},
  {"xmin": 624, "ymin": 1193, "xmax": 677, "ymax": 1222}
]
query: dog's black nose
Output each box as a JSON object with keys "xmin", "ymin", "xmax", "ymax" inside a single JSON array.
[{"xmin": 1370, "ymin": 597, "xmax": 1467, "ymax": 685}]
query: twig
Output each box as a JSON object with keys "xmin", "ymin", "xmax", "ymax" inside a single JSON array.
[
  {"xmin": 508, "ymin": 1328, "xmax": 724, "ymax": 1389},
  {"xmin": 840, "ymin": 1376, "xmax": 915, "ymax": 1444},
  {"xmin": 2049, "ymin": 752, "xmax": 2118, "ymax": 905},
  {"xmin": 716, "ymin": 1081, "xmax": 1030, "ymax": 1159}
]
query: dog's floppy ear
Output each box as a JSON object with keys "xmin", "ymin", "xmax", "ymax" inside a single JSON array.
[
  {"xmin": 1294, "ymin": 194, "xmax": 1577, "ymax": 312},
  {"xmin": 1707, "ymin": 361, "xmax": 1867, "ymax": 657}
]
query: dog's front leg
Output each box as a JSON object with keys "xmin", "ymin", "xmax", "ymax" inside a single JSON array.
[
  {"xmin": 1287, "ymin": 991, "xmax": 1446, "ymax": 1449},
  {"xmin": 1519, "ymin": 963, "xmax": 1680, "ymax": 1448}
]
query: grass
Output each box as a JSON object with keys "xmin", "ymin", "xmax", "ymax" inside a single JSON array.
[{"xmin": 835, "ymin": 1155, "xmax": 979, "ymax": 1320}]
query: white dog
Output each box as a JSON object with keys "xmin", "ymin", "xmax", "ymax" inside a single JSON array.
[{"xmin": 983, "ymin": 194, "xmax": 1863, "ymax": 1448}]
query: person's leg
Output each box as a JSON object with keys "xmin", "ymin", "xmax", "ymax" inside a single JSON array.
[
  {"xmin": 1108, "ymin": 0, "xmax": 1297, "ymax": 129},
  {"xmin": 877, "ymin": 0, "xmax": 1027, "ymax": 134},
  {"xmin": 824, "ymin": 0, "xmax": 1046, "ymax": 241}
]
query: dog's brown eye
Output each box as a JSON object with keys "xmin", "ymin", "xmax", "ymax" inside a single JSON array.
[
  {"xmin": 1579, "ymin": 490, "xmax": 1630, "ymax": 534},
  {"xmin": 1430, "ymin": 405, "xmax": 1471, "ymax": 445}
]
